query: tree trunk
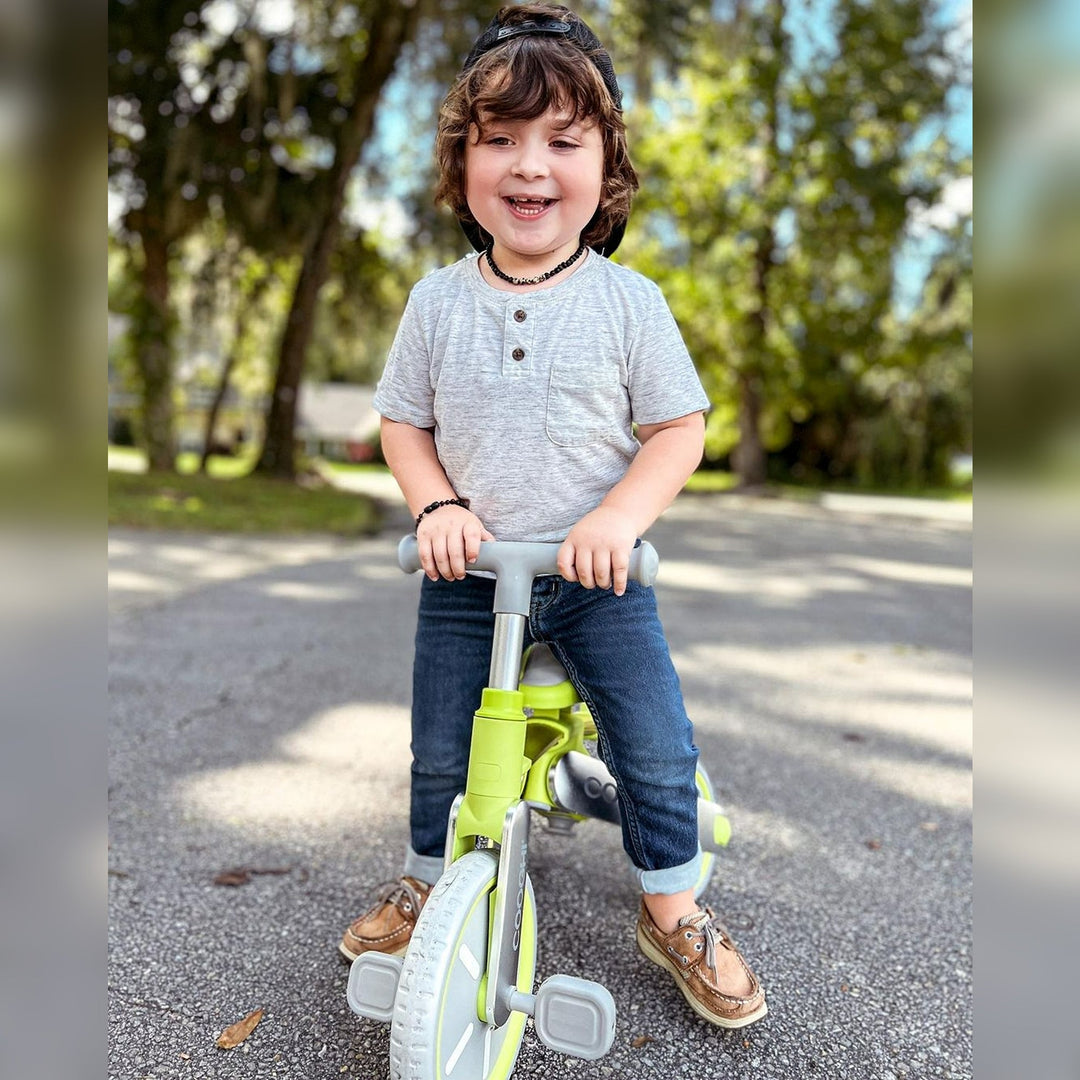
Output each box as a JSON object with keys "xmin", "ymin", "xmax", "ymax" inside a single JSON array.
[
  {"xmin": 199, "ymin": 350, "xmax": 238, "ymax": 474},
  {"xmin": 254, "ymin": 1, "xmax": 424, "ymax": 479},
  {"xmin": 733, "ymin": 0, "xmax": 784, "ymax": 490},
  {"xmin": 732, "ymin": 374, "xmax": 767, "ymax": 487},
  {"xmin": 199, "ymin": 271, "xmax": 267, "ymax": 472},
  {"xmin": 132, "ymin": 215, "xmax": 176, "ymax": 472}
]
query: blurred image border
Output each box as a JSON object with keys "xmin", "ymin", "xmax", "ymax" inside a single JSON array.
[
  {"xmin": 976, "ymin": 1, "xmax": 1080, "ymax": 1077},
  {"xmin": 0, "ymin": 0, "xmax": 105, "ymax": 1076}
]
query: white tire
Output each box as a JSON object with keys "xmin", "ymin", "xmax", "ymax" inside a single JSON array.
[{"xmin": 389, "ymin": 851, "xmax": 537, "ymax": 1080}]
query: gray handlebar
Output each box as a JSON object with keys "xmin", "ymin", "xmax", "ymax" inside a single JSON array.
[{"xmin": 397, "ymin": 536, "xmax": 659, "ymax": 615}]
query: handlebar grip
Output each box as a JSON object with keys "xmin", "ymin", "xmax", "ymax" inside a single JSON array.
[{"xmin": 397, "ymin": 536, "xmax": 659, "ymax": 588}]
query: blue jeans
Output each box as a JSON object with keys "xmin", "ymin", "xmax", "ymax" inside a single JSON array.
[{"xmin": 404, "ymin": 573, "xmax": 702, "ymax": 894}]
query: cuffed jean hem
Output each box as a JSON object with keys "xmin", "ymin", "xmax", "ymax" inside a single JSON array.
[
  {"xmin": 634, "ymin": 847, "xmax": 703, "ymax": 895},
  {"xmin": 404, "ymin": 846, "xmax": 444, "ymax": 887}
]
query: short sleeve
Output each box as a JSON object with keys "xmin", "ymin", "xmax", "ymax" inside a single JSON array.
[
  {"xmin": 372, "ymin": 290, "xmax": 436, "ymax": 428},
  {"xmin": 626, "ymin": 283, "xmax": 710, "ymax": 425}
]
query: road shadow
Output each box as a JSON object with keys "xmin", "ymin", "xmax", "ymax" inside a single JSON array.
[{"xmin": 108, "ymin": 498, "xmax": 971, "ymax": 1079}]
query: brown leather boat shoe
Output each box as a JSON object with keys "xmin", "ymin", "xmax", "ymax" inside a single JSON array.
[
  {"xmin": 636, "ymin": 900, "xmax": 768, "ymax": 1028},
  {"xmin": 338, "ymin": 876, "xmax": 431, "ymax": 962}
]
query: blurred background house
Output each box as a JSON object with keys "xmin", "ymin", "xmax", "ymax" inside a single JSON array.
[
  {"xmin": 294, "ymin": 383, "xmax": 380, "ymax": 463},
  {"xmin": 109, "ymin": 313, "xmax": 378, "ymax": 463}
]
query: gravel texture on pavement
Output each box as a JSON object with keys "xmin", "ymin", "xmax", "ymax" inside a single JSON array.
[{"xmin": 108, "ymin": 493, "xmax": 972, "ymax": 1079}]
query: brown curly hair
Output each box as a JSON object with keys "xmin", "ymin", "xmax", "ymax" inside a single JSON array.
[{"xmin": 434, "ymin": 5, "xmax": 638, "ymax": 252}]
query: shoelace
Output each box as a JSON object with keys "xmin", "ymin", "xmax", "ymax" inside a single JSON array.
[
  {"xmin": 375, "ymin": 878, "xmax": 425, "ymax": 915},
  {"xmin": 677, "ymin": 909, "xmax": 759, "ymax": 1003},
  {"xmin": 680, "ymin": 910, "xmax": 722, "ymax": 974}
]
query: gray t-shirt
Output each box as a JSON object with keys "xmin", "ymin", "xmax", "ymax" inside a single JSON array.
[{"xmin": 373, "ymin": 250, "xmax": 709, "ymax": 543}]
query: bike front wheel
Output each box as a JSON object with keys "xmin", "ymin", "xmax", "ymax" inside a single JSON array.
[{"xmin": 389, "ymin": 850, "xmax": 537, "ymax": 1080}]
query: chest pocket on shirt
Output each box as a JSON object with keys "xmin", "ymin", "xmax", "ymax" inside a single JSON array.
[{"xmin": 545, "ymin": 361, "xmax": 623, "ymax": 447}]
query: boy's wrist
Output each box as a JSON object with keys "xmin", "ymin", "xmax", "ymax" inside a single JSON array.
[
  {"xmin": 415, "ymin": 497, "xmax": 471, "ymax": 531},
  {"xmin": 595, "ymin": 499, "xmax": 648, "ymax": 538}
]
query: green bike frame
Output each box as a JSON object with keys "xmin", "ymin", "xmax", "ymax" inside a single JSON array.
[{"xmin": 449, "ymin": 678, "xmax": 589, "ymax": 864}]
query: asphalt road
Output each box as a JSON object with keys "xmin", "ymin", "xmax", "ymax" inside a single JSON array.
[{"xmin": 108, "ymin": 492, "xmax": 972, "ymax": 1080}]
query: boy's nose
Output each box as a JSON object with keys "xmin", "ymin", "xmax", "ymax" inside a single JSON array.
[{"xmin": 510, "ymin": 142, "xmax": 549, "ymax": 180}]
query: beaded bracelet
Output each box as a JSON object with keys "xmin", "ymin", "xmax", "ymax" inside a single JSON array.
[{"xmin": 415, "ymin": 497, "xmax": 471, "ymax": 531}]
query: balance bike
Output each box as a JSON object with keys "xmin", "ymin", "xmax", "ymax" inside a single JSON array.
[{"xmin": 347, "ymin": 538, "xmax": 732, "ymax": 1080}]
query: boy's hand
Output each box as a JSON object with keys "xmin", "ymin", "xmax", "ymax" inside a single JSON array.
[
  {"xmin": 416, "ymin": 506, "xmax": 495, "ymax": 581},
  {"xmin": 557, "ymin": 507, "xmax": 638, "ymax": 596}
]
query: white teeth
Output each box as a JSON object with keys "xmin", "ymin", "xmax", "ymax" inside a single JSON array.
[{"xmin": 507, "ymin": 197, "xmax": 552, "ymax": 216}]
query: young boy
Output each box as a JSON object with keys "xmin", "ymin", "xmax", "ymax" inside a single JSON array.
[{"xmin": 340, "ymin": 3, "xmax": 766, "ymax": 1028}]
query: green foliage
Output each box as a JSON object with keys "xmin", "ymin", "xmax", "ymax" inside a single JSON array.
[
  {"xmin": 623, "ymin": 0, "xmax": 971, "ymax": 488},
  {"xmin": 171, "ymin": 220, "xmax": 299, "ymax": 397},
  {"xmin": 108, "ymin": 0, "xmax": 971, "ymax": 493},
  {"xmin": 109, "ymin": 0, "xmax": 405, "ymax": 252},
  {"xmin": 309, "ymin": 231, "xmax": 417, "ymax": 385}
]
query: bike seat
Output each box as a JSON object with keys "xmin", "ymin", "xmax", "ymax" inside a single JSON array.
[{"xmin": 519, "ymin": 645, "xmax": 579, "ymax": 710}]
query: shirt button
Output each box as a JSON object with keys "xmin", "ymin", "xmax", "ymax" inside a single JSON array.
[
  {"xmin": 514, "ymin": 309, "xmax": 527, "ymax": 322},
  {"xmin": 512, "ymin": 347, "xmax": 525, "ymax": 361}
]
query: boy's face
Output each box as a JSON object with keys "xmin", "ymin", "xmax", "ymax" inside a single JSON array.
[{"xmin": 464, "ymin": 108, "xmax": 604, "ymax": 267}]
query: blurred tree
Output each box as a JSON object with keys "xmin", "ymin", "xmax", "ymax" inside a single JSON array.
[
  {"xmin": 109, "ymin": 0, "xmax": 202, "ymax": 470},
  {"xmin": 108, "ymin": 0, "xmax": 707, "ymax": 477},
  {"xmin": 109, "ymin": 0, "xmax": 322, "ymax": 469},
  {"xmin": 626, "ymin": 0, "xmax": 970, "ymax": 488},
  {"xmin": 252, "ymin": 0, "xmax": 429, "ymax": 478},
  {"xmin": 109, "ymin": 0, "xmax": 500, "ymax": 477},
  {"xmin": 307, "ymin": 231, "xmax": 417, "ymax": 387},
  {"xmin": 605, "ymin": 0, "xmax": 700, "ymax": 105},
  {"xmin": 163, "ymin": 217, "xmax": 298, "ymax": 464},
  {"xmin": 627, "ymin": 0, "xmax": 794, "ymax": 486},
  {"xmin": 192, "ymin": 239, "xmax": 274, "ymax": 473},
  {"xmin": 867, "ymin": 209, "xmax": 971, "ymax": 488},
  {"xmin": 784, "ymin": 0, "xmax": 968, "ymax": 486}
]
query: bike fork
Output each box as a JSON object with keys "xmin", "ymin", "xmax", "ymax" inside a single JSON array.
[
  {"xmin": 443, "ymin": 791, "xmax": 534, "ymax": 1025},
  {"xmin": 486, "ymin": 800, "xmax": 530, "ymax": 1027}
]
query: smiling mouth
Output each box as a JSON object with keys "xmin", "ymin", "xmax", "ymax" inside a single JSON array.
[{"xmin": 504, "ymin": 196, "xmax": 557, "ymax": 216}]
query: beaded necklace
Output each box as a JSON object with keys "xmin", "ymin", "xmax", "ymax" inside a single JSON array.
[{"xmin": 484, "ymin": 242, "xmax": 587, "ymax": 286}]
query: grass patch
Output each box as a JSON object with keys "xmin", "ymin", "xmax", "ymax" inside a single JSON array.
[
  {"xmin": 174, "ymin": 451, "xmax": 257, "ymax": 479},
  {"xmin": 108, "ymin": 445, "xmax": 258, "ymax": 479},
  {"xmin": 683, "ymin": 469, "xmax": 739, "ymax": 494},
  {"xmin": 108, "ymin": 467, "xmax": 382, "ymax": 535},
  {"xmin": 108, "ymin": 444, "xmax": 970, "ymax": 533},
  {"xmin": 318, "ymin": 460, "xmax": 389, "ymax": 477}
]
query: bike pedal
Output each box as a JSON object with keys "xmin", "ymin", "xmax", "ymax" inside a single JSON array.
[
  {"xmin": 346, "ymin": 952, "xmax": 403, "ymax": 1024},
  {"xmin": 529, "ymin": 974, "xmax": 616, "ymax": 1060}
]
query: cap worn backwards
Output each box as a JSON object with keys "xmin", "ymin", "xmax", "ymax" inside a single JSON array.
[{"xmin": 461, "ymin": 11, "xmax": 623, "ymax": 111}]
